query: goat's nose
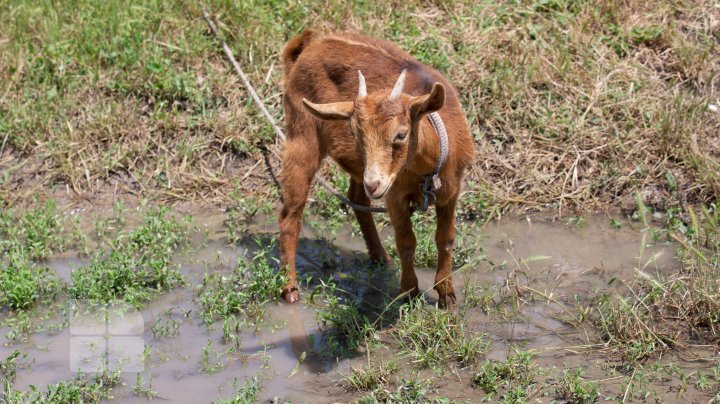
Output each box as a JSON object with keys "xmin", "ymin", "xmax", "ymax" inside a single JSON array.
[{"xmin": 364, "ymin": 179, "xmax": 380, "ymax": 196}]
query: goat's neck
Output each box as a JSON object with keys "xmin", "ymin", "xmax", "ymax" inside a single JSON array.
[{"xmin": 408, "ymin": 118, "xmax": 441, "ymax": 176}]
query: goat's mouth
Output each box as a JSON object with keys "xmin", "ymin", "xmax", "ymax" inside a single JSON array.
[{"xmin": 366, "ymin": 180, "xmax": 392, "ymax": 200}]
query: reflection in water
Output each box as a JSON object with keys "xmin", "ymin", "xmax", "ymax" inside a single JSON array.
[{"xmin": 0, "ymin": 213, "xmax": 681, "ymax": 402}]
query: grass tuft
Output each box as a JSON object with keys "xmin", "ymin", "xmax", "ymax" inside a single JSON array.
[
  {"xmin": 198, "ymin": 242, "xmax": 285, "ymax": 325},
  {"xmin": 473, "ymin": 351, "xmax": 537, "ymax": 397},
  {"xmin": 2, "ymin": 369, "xmax": 121, "ymax": 404},
  {"xmin": 594, "ymin": 202, "xmax": 720, "ymax": 362},
  {"xmin": 315, "ymin": 279, "xmax": 375, "ymax": 358},
  {"xmin": 0, "ymin": 200, "xmax": 65, "ymax": 311},
  {"xmin": 394, "ymin": 301, "xmax": 487, "ymax": 369},
  {"xmin": 69, "ymin": 206, "xmax": 187, "ymax": 307},
  {"xmin": 556, "ymin": 368, "xmax": 600, "ymax": 403}
]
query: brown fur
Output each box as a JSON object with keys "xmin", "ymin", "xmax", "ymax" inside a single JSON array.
[{"xmin": 279, "ymin": 29, "xmax": 474, "ymax": 307}]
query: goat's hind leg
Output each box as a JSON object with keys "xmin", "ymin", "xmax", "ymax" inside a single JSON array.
[
  {"xmin": 347, "ymin": 178, "xmax": 390, "ymax": 266},
  {"xmin": 278, "ymin": 138, "xmax": 320, "ymax": 303}
]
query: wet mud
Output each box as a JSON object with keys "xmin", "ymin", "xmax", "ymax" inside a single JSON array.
[{"xmin": 1, "ymin": 211, "xmax": 714, "ymax": 402}]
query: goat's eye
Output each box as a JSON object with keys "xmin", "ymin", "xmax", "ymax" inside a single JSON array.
[{"xmin": 394, "ymin": 131, "xmax": 407, "ymax": 143}]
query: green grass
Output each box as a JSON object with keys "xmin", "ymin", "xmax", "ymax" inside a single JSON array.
[
  {"xmin": 0, "ymin": 199, "xmax": 65, "ymax": 260},
  {"xmin": 394, "ymin": 301, "xmax": 488, "ymax": 370},
  {"xmin": 0, "ymin": 248, "xmax": 61, "ymax": 311},
  {"xmin": 357, "ymin": 378, "xmax": 451, "ymax": 404},
  {"xmin": 314, "ymin": 278, "xmax": 375, "ymax": 358},
  {"xmin": 69, "ymin": 206, "xmax": 188, "ymax": 307},
  {"xmin": 473, "ymin": 351, "xmax": 538, "ymax": 399},
  {"xmin": 2, "ymin": 369, "xmax": 122, "ymax": 404},
  {"xmin": 342, "ymin": 359, "xmax": 399, "ymax": 392},
  {"xmin": 197, "ymin": 241, "xmax": 285, "ymax": 325},
  {"xmin": 556, "ymin": 368, "xmax": 600, "ymax": 403},
  {"xmin": 213, "ymin": 376, "xmax": 261, "ymax": 404},
  {"xmin": 0, "ymin": 200, "xmax": 65, "ymax": 311},
  {"xmin": 594, "ymin": 200, "xmax": 720, "ymax": 363}
]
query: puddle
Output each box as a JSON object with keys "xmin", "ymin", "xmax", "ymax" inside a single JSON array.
[
  {"xmin": 448, "ymin": 215, "xmax": 677, "ymax": 355},
  {"xmin": 1, "ymin": 211, "xmax": 703, "ymax": 402}
]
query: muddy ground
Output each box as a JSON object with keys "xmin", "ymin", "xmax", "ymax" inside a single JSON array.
[
  {"xmin": 1, "ymin": 1, "xmax": 719, "ymax": 402},
  {"xmin": 2, "ymin": 201, "xmax": 717, "ymax": 403}
]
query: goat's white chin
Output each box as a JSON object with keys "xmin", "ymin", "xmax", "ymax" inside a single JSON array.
[{"xmin": 367, "ymin": 182, "xmax": 391, "ymax": 200}]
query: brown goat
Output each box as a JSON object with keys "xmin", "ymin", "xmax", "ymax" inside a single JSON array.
[{"xmin": 279, "ymin": 29, "xmax": 474, "ymax": 307}]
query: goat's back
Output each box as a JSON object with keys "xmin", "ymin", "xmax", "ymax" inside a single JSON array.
[{"xmin": 282, "ymin": 30, "xmax": 460, "ymax": 108}]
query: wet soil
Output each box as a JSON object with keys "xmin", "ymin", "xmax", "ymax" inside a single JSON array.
[{"xmin": 1, "ymin": 210, "xmax": 716, "ymax": 403}]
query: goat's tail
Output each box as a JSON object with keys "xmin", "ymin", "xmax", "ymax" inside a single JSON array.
[{"xmin": 282, "ymin": 28, "xmax": 316, "ymax": 73}]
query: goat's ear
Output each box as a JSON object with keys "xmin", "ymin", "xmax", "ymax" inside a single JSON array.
[
  {"xmin": 410, "ymin": 83, "xmax": 445, "ymax": 119},
  {"xmin": 302, "ymin": 98, "xmax": 354, "ymax": 120}
]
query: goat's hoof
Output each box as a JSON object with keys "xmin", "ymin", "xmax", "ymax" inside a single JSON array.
[
  {"xmin": 282, "ymin": 287, "xmax": 300, "ymax": 304},
  {"xmin": 438, "ymin": 292, "xmax": 457, "ymax": 309},
  {"xmin": 370, "ymin": 252, "xmax": 392, "ymax": 267},
  {"xmin": 399, "ymin": 287, "xmax": 421, "ymax": 303}
]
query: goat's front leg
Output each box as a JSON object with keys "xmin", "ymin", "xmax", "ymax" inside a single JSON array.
[
  {"xmin": 278, "ymin": 139, "xmax": 320, "ymax": 303},
  {"xmin": 387, "ymin": 197, "xmax": 419, "ymax": 298},
  {"xmin": 434, "ymin": 196, "xmax": 458, "ymax": 308}
]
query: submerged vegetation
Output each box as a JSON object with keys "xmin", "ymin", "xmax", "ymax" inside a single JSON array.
[
  {"xmin": 595, "ymin": 201, "xmax": 720, "ymax": 362},
  {"xmin": 69, "ymin": 206, "xmax": 188, "ymax": 307},
  {"xmin": 198, "ymin": 242, "xmax": 285, "ymax": 325},
  {"xmin": 473, "ymin": 351, "xmax": 537, "ymax": 398},
  {"xmin": 0, "ymin": 201, "xmax": 64, "ymax": 310},
  {"xmin": 0, "ymin": 0, "xmax": 719, "ymax": 402}
]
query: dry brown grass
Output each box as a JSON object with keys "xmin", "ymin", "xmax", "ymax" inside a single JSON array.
[
  {"xmin": 595, "ymin": 202, "xmax": 720, "ymax": 361},
  {"xmin": 0, "ymin": 0, "xmax": 717, "ymax": 215}
]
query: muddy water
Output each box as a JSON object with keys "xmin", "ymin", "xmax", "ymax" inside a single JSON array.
[
  {"xmin": 0, "ymin": 212, "xmax": 698, "ymax": 402},
  {"xmin": 445, "ymin": 215, "xmax": 677, "ymax": 355}
]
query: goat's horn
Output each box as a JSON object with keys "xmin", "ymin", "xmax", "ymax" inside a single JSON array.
[
  {"xmin": 358, "ymin": 70, "xmax": 367, "ymax": 97},
  {"xmin": 389, "ymin": 69, "xmax": 407, "ymax": 101}
]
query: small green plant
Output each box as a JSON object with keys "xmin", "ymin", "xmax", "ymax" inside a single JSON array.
[
  {"xmin": 357, "ymin": 378, "xmax": 445, "ymax": 404},
  {"xmin": 342, "ymin": 360, "xmax": 399, "ymax": 391},
  {"xmin": 198, "ymin": 241, "xmax": 285, "ymax": 325},
  {"xmin": 213, "ymin": 377, "xmax": 262, "ymax": 404},
  {"xmin": 150, "ymin": 309, "xmax": 185, "ymax": 339},
  {"xmin": 0, "ymin": 247, "xmax": 62, "ymax": 310},
  {"xmin": 0, "ymin": 200, "xmax": 67, "ymax": 261},
  {"xmin": 557, "ymin": 368, "xmax": 600, "ymax": 403},
  {"xmin": 315, "ymin": 278, "xmax": 374, "ymax": 358},
  {"xmin": 0, "ymin": 200, "xmax": 65, "ymax": 312},
  {"xmin": 133, "ymin": 373, "xmax": 158, "ymax": 399},
  {"xmin": 462, "ymin": 274, "xmax": 496, "ymax": 313},
  {"xmin": 473, "ymin": 351, "xmax": 537, "ymax": 398},
  {"xmin": 394, "ymin": 301, "xmax": 487, "ymax": 369},
  {"xmin": 0, "ymin": 350, "xmax": 22, "ymax": 383},
  {"xmin": 201, "ymin": 339, "xmax": 226, "ymax": 374},
  {"xmin": 568, "ymin": 216, "xmax": 587, "ymax": 228},
  {"xmin": 2, "ymin": 369, "xmax": 121, "ymax": 403},
  {"xmin": 629, "ymin": 25, "xmax": 665, "ymax": 47},
  {"xmin": 69, "ymin": 207, "xmax": 188, "ymax": 307}
]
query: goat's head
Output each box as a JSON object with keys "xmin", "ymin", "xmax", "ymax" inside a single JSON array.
[{"xmin": 302, "ymin": 69, "xmax": 445, "ymax": 199}]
